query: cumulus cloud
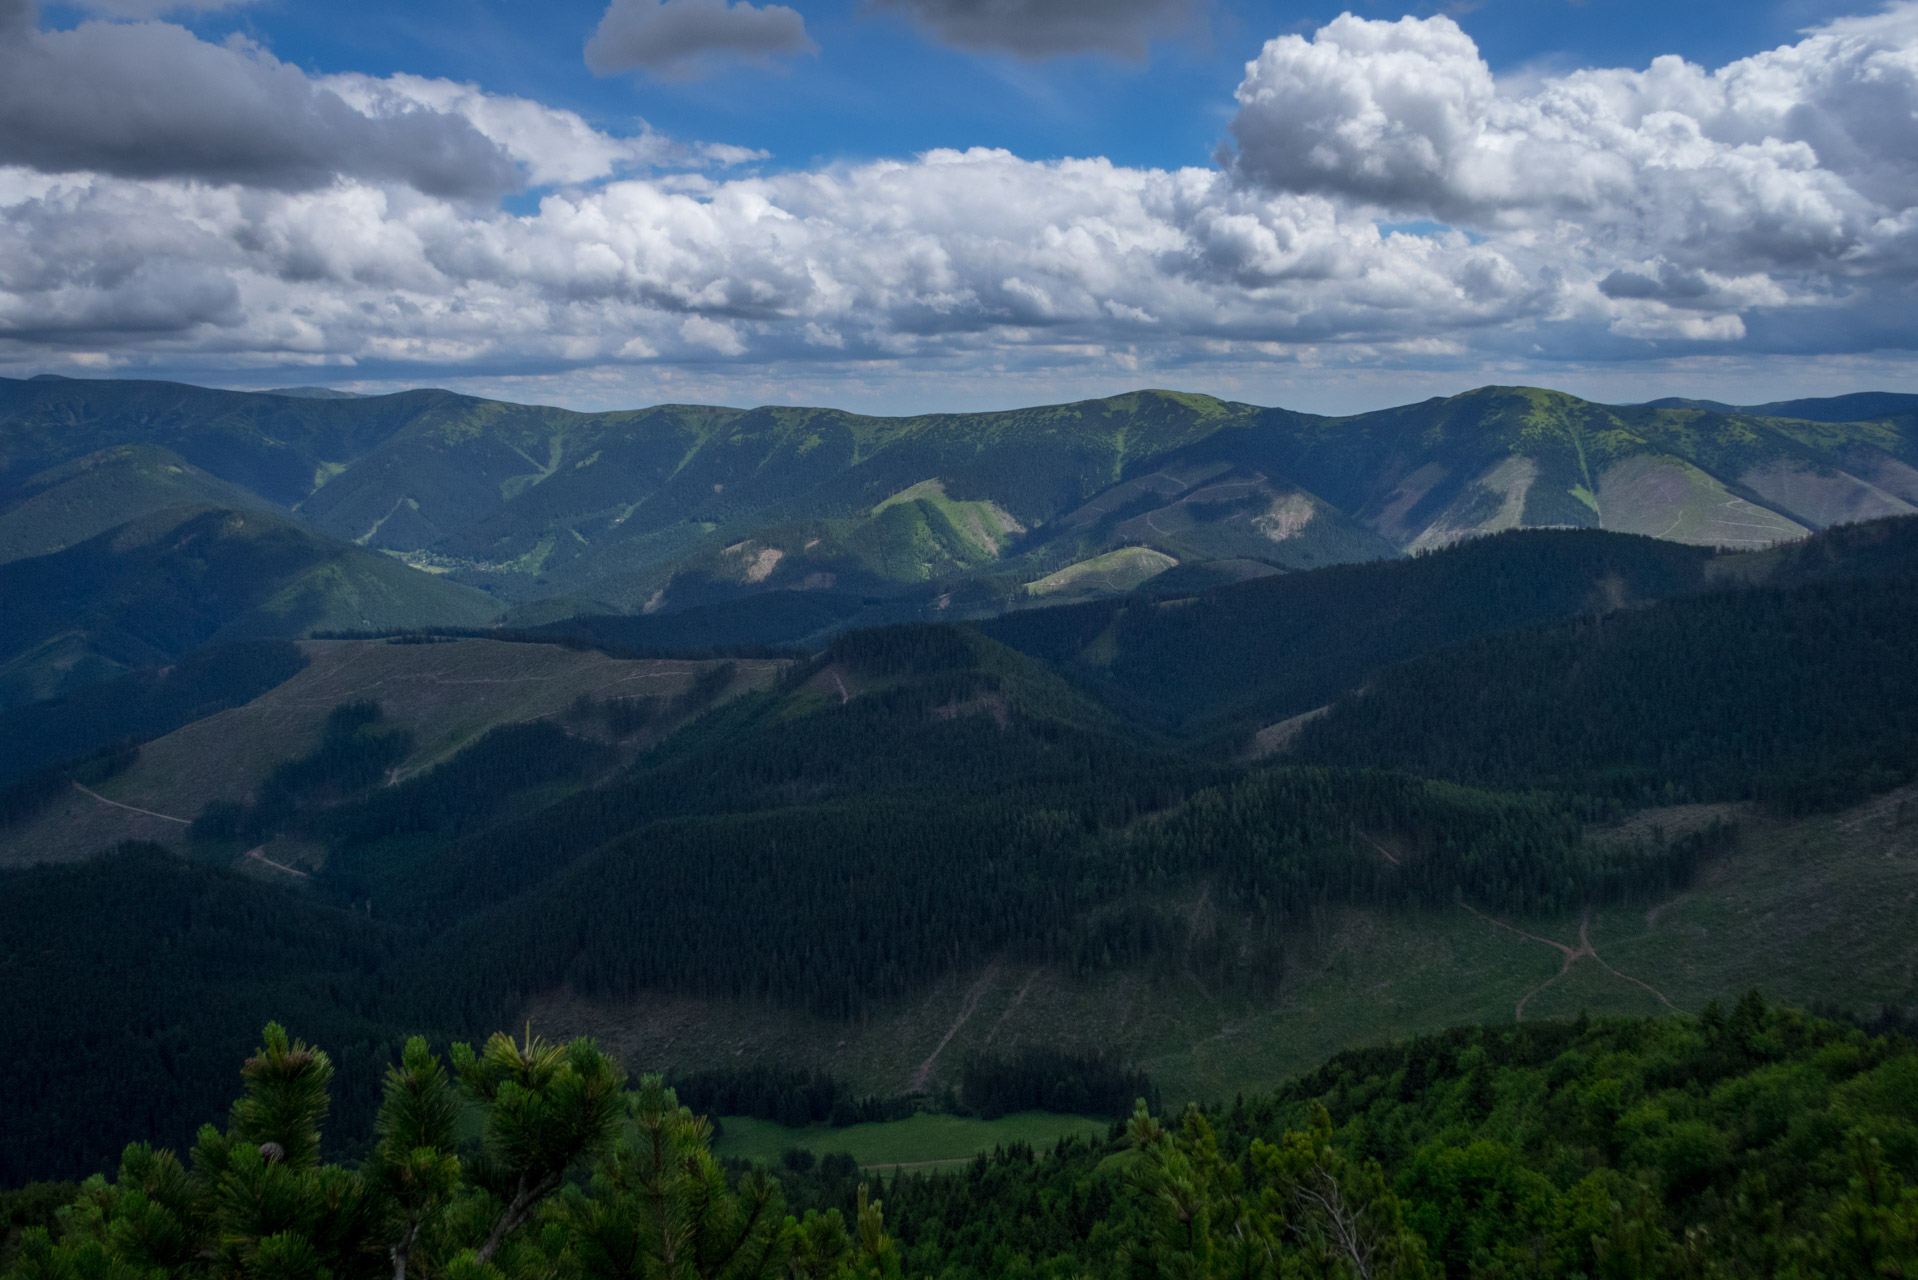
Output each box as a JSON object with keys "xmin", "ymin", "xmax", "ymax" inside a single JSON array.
[
  {"xmin": 1225, "ymin": 6, "xmax": 1918, "ymax": 283},
  {"xmin": 0, "ymin": 148, "xmax": 1534, "ymax": 359},
  {"xmin": 0, "ymin": 14, "xmax": 520, "ymax": 196},
  {"xmin": 584, "ymin": 0, "xmax": 816, "ymax": 80},
  {"xmin": 2, "ymin": 5, "xmax": 1917, "ymax": 386},
  {"xmin": 323, "ymin": 74, "xmax": 681, "ymax": 188},
  {"xmin": 872, "ymin": 0, "xmax": 1203, "ymax": 61}
]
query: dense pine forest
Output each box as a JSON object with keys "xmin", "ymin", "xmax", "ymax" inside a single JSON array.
[
  {"xmin": 5, "ymin": 503, "xmax": 1918, "ymax": 1280},
  {"xmin": 6, "ymin": 1000, "xmax": 1916, "ymax": 1279},
  {"xmin": 1293, "ymin": 573, "xmax": 1918, "ymax": 813}
]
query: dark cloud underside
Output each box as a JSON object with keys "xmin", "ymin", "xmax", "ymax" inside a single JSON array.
[
  {"xmin": 872, "ymin": 0, "xmax": 1203, "ymax": 60},
  {"xmin": 584, "ymin": 0, "xmax": 816, "ymax": 79},
  {"xmin": 0, "ymin": 13, "xmax": 518, "ymax": 195}
]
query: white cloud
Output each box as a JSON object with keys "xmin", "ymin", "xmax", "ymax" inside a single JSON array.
[
  {"xmin": 322, "ymin": 74, "xmax": 679, "ymax": 188},
  {"xmin": 3, "ymin": 5, "xmax": 1918, "ymax": 396},
  {"xmin": 584, "ymin": 0, "xmax": 816, "ymax": 80},
  {"xmin": 1225, "ymin": 6, "xmax": 1918, "ymax": 283}
]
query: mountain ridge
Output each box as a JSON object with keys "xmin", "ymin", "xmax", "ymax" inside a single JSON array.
[{"xmin": 5, "ymin": 374, "xmax": 1916, "ymax": 652}]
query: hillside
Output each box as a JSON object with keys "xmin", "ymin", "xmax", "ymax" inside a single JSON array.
[
  {"xmin": 294, "ymin": 389, "xmax": 1394, "ymax": 609},
  {"xmin": 0, "ymin": 375, "xmax": 432, "ymax": 506},
  {"xmin": 8, "ymin": 377, "xmax": 1915, "ymax": 644},
  {"xmin": 6, "ymin": 517, "xmax": 1918, "ymax": 1184},
  {"xmin": 527, "ymin": 779, "xmax": 1913, "ymax": 1109},
  {"xmin": 0, "ymin": 444, "xmax": 282, "ymax": 564},
  {"xmin": 303, "ymin": 382, "xmax": 1915, "ymax": 609},
  {"xmin": 0, "ymin": 504, "xmax": 499, "ymax": 708},
  {"xmin": 979, "ymin": 526, "xmax": 1718, "ymax": 738},
  {"xmin": 0, "ymin": 637, "xmax": 777, "ymax": 867},
  {"xmin": 1246, "ymin": 386, "xmax": 1918, "ymax": 549},
  {"xmin": 0, "ymin": 639, "xmax": 310, "ymax": 788},
  {"xmin": 1290, "ymin": 555, "xmax": 1918, "ymax": 813},
  {"xmin": 982, "ymin": 516, "xmax": 1918, "ymax": 743}
]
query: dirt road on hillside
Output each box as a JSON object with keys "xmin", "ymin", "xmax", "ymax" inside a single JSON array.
[{"xmin": 1463, "ymin": 905, "xmax": 1676, "ymax": 1021}]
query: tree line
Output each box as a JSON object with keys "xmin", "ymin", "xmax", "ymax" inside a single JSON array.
[{"xmin": 10, "ymin": 1001, "xmax": 1917, "ymax": 1278}]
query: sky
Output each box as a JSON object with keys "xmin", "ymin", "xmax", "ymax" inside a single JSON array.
[{"xmin": 2, "ymin": 0, "xmax": 1915, "ymax": 415}]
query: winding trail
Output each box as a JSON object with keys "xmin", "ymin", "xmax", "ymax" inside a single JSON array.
[
  {"xmin": 245, "ymin": 846, "xmax": 311, "ymax": 879},
  {"xmin": 1462, "ymin": 905, "xmax": 1676, "ymax": 1021},
  {"xmin": 831, "ymin": 671, "xmax": 851, "ymax": 705},
  {"xmin": 1356, "ymin": 830, "xmax": 1402, "ymax": 866},
  {"xmin": 71, "ymin": 781, "xmax": 189, "ymax": 825},
  {"xmin": 983, "ymin": 966, "xmax": 1042, "ymax": 1046},
  {"xmin": 910, "ymin": 963, "xmax": 1001, "ymax": 1092}
]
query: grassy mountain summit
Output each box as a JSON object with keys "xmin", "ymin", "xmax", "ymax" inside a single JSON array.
[{"xmin": 1251, "ymin": 385, "xmax": 1918, "ymax": 550}]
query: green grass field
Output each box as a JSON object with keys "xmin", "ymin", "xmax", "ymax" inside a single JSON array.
[
  {"xmin": 711, "ymin": 1111, "xmax": 1112, "ymax": 1170},
  {"xmin": 1025, "ymin": 547, "xmax": 1178, "ymax": 597}
]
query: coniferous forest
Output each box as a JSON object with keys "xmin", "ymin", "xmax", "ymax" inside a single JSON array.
[
  {"xmin": 5, "ymin": 377, "xmax": 1918, "ymax": 1277},
  {"xmin": 6, "ymin": 1000, "xmax": 1917, "ymax": 1279}
]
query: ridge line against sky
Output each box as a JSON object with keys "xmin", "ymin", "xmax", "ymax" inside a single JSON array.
[{"xmin": 2, "ymin": 0, "xmax": 1916, "ymax": 416}]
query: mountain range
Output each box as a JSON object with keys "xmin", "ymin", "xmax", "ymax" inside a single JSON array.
[
  {"xmin": 6, "ymin": 373, "xmax": 1918, "ymax": 1203},
  {"xmin": 6, "ymin": 376, "xmax": 1916, "ymax": 651}
]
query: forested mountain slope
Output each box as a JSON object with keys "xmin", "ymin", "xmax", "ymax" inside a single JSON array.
[
  {"xmin": 979, "ymin": 527, "xmax": 1717, "ymax": 738},
  {"xmin": 6, "ymin": 518, "xmax": 1918, "ymax": 1184},
  {"xmin": 982, "ymin": 516, "xmax": 1918, "ymax": 743},
  {"xmin": 1292, "ymin": 559, "xmax": 1918, "ymax": 813},
  {"xmin": 0, "ymin": 639, "xmax": 773, "ymax": 867},
  {"xmin": 0, "ymin": 375, "xmax": 432, "ymax": 505},
  {"xmin": 0, "ymin": 504, "xmax": 498, "ymax": 707},
  {"xmin": 0, "ymin": 444, "xmax": 281, "ymax": 564}
]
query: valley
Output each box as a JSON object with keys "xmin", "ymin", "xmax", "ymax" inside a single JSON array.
[{"xmin": 5, "ymin": 375, "xmax": 1918, "ymax": 1278}]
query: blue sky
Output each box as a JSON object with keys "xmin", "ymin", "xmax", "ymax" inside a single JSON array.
[
  {"xmin": 5, "ymin": 0, "xmax": 1917, "ymax": 413},
  {"xmin": 68, "ymin": 0, "xmax": 1876, "ymax": 178}
]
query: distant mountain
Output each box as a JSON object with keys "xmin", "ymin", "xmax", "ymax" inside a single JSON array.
[
  {"xmin": 0, "ymin": 503, "xmax": 499, "ymax": 707},
  {"xmin": 1254, "ymin": 385, "xmax": 1917, "ymax": 551},
  {"xmin": 279, "ymin": 384, "xmax": 1918, "ymax": 608},
  {"xmin": 0, "ymin": 443, "xmax": 282, "ymax": 564},
  {"xmin": 5, "ymin": 377, "xmax": 1915, "ymax": 632},
  {"xmin": 1643, "ymin": 391, "xmax": 1918, "ymax": 423},
  {"xmin": 0, "ymin": 376, "xmax": 440, "ymax": 507},
  {"xmin": 261, "ymin": 386, "xmax": 366, "ymax": 400}
]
